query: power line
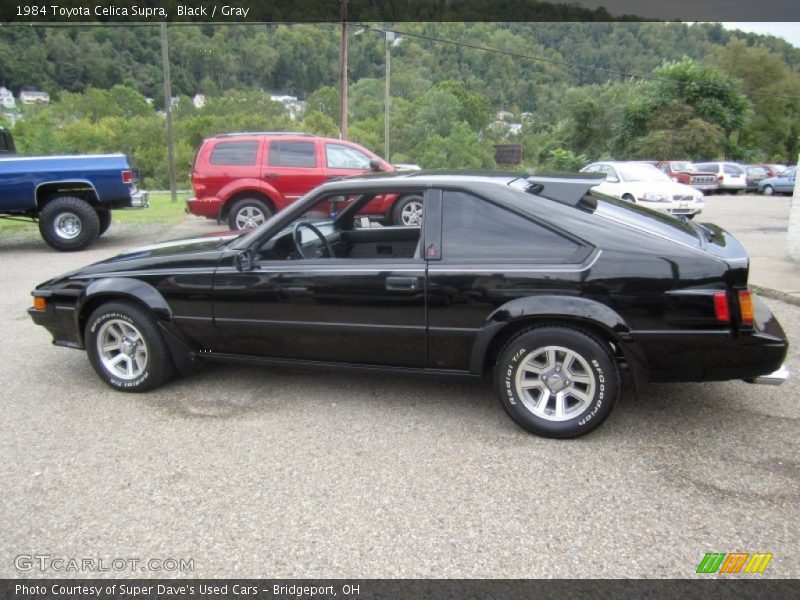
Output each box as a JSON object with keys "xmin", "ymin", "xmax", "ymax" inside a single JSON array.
[{"xmin": 371, "ymin": 24, "xmax": 800, "ymax": 103}]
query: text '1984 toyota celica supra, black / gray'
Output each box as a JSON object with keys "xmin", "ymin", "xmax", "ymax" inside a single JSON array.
[{"xmin": 28, "ymin": 172, "xmax": 789, "ymax": 438}]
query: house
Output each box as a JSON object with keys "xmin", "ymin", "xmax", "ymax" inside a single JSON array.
[
  {"xmin": 19, "ymin": 90, "xmax": 50, "ymax": 104},
  {"xmin": 0, "ymin": 87, "xmax": 15, "ymax": 109}
]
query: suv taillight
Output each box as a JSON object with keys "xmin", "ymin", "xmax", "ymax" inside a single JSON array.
[{"xmin": 122, "ymin": 170, "xmax": 133, "ymax": 184}]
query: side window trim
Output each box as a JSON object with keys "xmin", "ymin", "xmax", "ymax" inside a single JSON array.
[{"xmin": 423, "ymin": 188, "xmax": 442, "ymax": 261}]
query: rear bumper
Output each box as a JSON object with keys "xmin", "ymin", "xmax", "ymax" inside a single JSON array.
[
  {"xmin": 127, "ymin": 189, "xmax": 149, "ymax": 209},
  {"xmin": 748, "ymin": 364, "xmax": 789, "ymax": 385},
  {"xmin": 186, "ymin": 196, "xmax": 222, "ymax": 219}
]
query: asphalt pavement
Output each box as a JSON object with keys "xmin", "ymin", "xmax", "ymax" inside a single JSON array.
[{"xmin": 0, "ymin": 195, "xmax": 797, "ymax": 578}]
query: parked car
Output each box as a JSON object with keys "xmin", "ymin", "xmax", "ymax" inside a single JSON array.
[
  {"xmin": 28, "ymin": 172, "xmax": 788, "ymax": 439},
  {"xmin": 758, "ymin": 166, "xmax": 797, "ymax": 196},
  {"xmin": 744, "ymin": 165, "xmax": 771, "ymax": 191},
  {"xmin": 655, "ymin": 161, "xmax": 718, "ymax": 192},
  {"xmin": 0, "ymin": 142, "xmax": 148, "ymax": 251},
  {"xmin": 768, "ymin": 164, "xmax": 788, "ymax": 176},
  {"xmin": 187, "ymin": 132, "xmax": 424, "ymax": 229},
  {"xmin": 580, "ymin": 161, "xmax": 704, "ymax": 218},
  {"xmin": 693, "ymin": 162, "xmax": 747, "ymax": 193}
]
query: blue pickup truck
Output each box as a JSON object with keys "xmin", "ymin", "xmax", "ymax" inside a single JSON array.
[{"xmin": 0, "ymin": 133, "xmax": 148, "ymax": 251}]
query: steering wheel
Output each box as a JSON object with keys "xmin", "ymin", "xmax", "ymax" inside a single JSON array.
[{"xmin": 292, "ymin": 221, "xmax": 334, "ymax": 259}]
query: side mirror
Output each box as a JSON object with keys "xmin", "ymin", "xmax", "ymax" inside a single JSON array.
[
  {"xmin": 234, "ymin": 248, "xmax": 255, "ymax": 272},
  {"xmin": 369, "ymin": 159, "xmax": 384, "ymax": 172}
]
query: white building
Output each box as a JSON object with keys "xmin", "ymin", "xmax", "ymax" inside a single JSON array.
[
  {"xmin": 0, "ymin": 87, "xmax": 15, "ymax": 109},
  {"xmin": 270, "ymin": 94, "xmax": 306, "ymax": 120},
  {"xmin": 192, "ymin": 93, "xmax": 206, "ymax": 109},
  {"xmin": 19, "ymin": 90, "xmax": 50, "ymax": 104}
]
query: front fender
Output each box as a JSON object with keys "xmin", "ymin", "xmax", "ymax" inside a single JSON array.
[
  {"xmin": 469, "ymin": 295, "xmax": 649, "ymax": 388},
  {"xmin": 77, "ymin": 277, "xmax": 172, "ymax": 336}
]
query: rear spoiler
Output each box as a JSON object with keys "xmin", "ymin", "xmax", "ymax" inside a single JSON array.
[{"xmin": 524, "ymin": 173, "xmax": 605, "ymax": 209}]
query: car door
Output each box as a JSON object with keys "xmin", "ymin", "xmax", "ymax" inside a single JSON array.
[
  {"xmin": 778, "ymin": 167, "xmax": 796, "ymax": 193},
  {"xmin": 263, "ymin": 138, "xmax": 326, "ymax": 203},
  {"xmin": 211, "ymin": 195, "xmax": 429, "ymax": 367}
]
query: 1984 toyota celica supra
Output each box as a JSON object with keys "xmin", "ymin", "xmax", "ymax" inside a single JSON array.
[{"xmin": 29, "ymin": 172, "xmax": 789, "ymax": 438}]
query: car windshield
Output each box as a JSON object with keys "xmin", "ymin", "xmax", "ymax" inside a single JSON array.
[
  {"xmin": 747, "ymin": 166, "xmax": 768, "ymax": 177},
  {"xmin": 617, "ymin": 164, "xmax": 671, "ymax": 183},
  {"xmin": 671, "ymin": 162, "xmax": 695, "ymax": 172},
  {"xmin": 780, "ymin": 167, "xmax": 796, "ymax": 177}
]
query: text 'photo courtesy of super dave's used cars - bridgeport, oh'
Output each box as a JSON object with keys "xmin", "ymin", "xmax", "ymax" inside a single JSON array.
[{"xmin": 28, "ymin": 172, "xmax": 789, "ymax": 438}]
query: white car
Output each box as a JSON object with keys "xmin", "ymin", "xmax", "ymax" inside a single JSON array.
[
  {"xmin": 580, "ymin": 162, "xmax": 704, "ymax": 218},
  {"xmin": 694, "ymin": 161, "xmax": 747, "ymax": 192}
]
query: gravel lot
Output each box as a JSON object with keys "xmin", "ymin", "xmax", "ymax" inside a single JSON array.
[{"xmin": 0, "ymin": 196, "xmax": 798, "ymax": 579}]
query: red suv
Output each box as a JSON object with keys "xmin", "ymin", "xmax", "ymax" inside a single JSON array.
[{"xmin": 187, "ymin": 132, "xmax": 424, "ymax": 229}]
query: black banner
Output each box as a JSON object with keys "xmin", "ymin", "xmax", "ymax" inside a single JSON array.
[
  {"xmin": 2, "ymin": 579, "xmax": 800, "ymax": 600},
  {"xmin": 2, "ymin": 0, "xmax": 800, "ymax": 23}
]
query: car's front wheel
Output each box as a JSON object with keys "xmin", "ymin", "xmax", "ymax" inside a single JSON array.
[
  {"xmin": 762, "ymin": 185, "xmax": 775, "ymax": 196},
  {"xmin": 85, "ymin": 301, "xmax": 175, "ymax": 392},
  {"xmin": 495, "ymin": 325, "xmax": 620, "ymax": 438},
  {"xmin": 621, "ymin": 193, "xmax": 636, "ymax": 203}
]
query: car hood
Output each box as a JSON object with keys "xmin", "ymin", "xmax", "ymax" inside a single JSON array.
[{"xmin": 36, "ymin": 232, "xmax": 241, "ymax": 288}]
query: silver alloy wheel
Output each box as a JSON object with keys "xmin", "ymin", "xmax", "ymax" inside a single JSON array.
[
  {"xmin": 234, "ymin": 205, "xmax": 267, "ymax": 229},
  {"xmin": 763, "ymin": 185, "xmax": 774, "ymax": 196},
  {"xmin": 54, "ymin": 212, "xmax": 82, "ymax": 240},
  {"xmin": 514, "ymin": 345, "xmax": 596, "ymax": 422},
  {"xmin": 400, "ymin": 200, "xmax": 424, "ymax": 226},
  {"xmin": 97, "ymin": 319, "xmax": 148, "ymax": 380}
]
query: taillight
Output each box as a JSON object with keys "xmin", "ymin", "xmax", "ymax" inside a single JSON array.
[
  {"xmin": 717, "ymin": 175, "xmax": 723, "ymax": 183},
  {"xmin": 122, "ymin": 170, "xmax": 133, "ymax": 184},
  {"xmin": 738, "ymin": 289, "xmax": 754, "ymax": 325},
  {"xmin": 713, "ymin": 292, "xmax": 730, "ymax": 322}
]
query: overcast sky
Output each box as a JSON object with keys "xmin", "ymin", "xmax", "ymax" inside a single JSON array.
[{"xmin": 720, "ymin": 23, "xmax": 800, "ymax": 48}]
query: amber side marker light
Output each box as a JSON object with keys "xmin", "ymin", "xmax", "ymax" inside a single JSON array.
[
  {"xmin": 739, "ymin": 289, "xmax": 754, "ymax": 325},
  {"xmin": 33, "ymin": 297, "xmax": 46, "ymax": 311}
]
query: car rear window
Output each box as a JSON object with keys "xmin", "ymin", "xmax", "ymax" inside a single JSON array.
[
  {"xmin": 695, "ymin": 163, "xmax": 718, "ymax": 173},
  {"xmin": 209, "ymin": 141, "xmax": 258, "ymax": 166},
  {"xmin": 268, "ymin": 140, "xmax": 317, "ymax": 168},
  {"xmin": 724, "ymin": 164, "xmax": 744, "ymax": 175},
  {"xmin": 592, "ymin": 194, "xmax": 700, "ymax": 247}
]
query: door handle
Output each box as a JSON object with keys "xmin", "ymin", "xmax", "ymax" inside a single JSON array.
[
  {"xmin": 263, "ymin": 172, "xmax": 279, "ymax": 179},
  {"xmin": 386, "ymin": 276, "xmax": 419, "ymax": 291}
]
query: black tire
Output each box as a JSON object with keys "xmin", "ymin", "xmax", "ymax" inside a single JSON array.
[
  {"xmin": 97, "ymin": 209, "xmax": 112, "ymax": 237},
  {"xmin": 391, "ymin": 194, "xmax": 424, "ymax": 226},
  {"xmin": 38, "ymin": 195, "xmax": 100, "ymax": 251},
  {"xmin": 227, "ymin": 197, "xmax": 273, "ymax": 230},
  {"xmin": 685, "ymin": 213, "xmax": 696, "ymax": 220},
  {"xmin": 494, "ymin": 325, "xmax": 620, "ymax": 438},
  {"xmin": 85, "ymin": 301, "xmax": 176, "ymax": 392},
  {"xmin": 762, "ymin": 185, "xmax": 775, "ymax": 196},
  {"xmin": 621, "ymin": 193, "xmax": 636, "ymax": 203}
]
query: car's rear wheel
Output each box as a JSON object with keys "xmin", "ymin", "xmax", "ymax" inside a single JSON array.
[
  {"xmin": 38, "ymin": 196, "xmax": 100, "ymax": 251},
  {"xmin": 227, "ymin": 197, "xmax": 273, "ymax": 230},
  {"xmin": 762, "ymin": 185, "xmax": 775, "ymax": 196},
  {"xmin": 495, "ymin": 325, "xmax": 620, "ymax": 438},
  {"xmin": 392, "ymin": 194, "xmax": 424, "ymax": 226},
  {"xmin": 85, "ymin": 301, "xmax": 175, "ymax": 392},
  {"xmin": 97, "ymin": 209, "xmax": 112, "ymax": 236},
  {"xmin": 621, "ymin": 193, "xmax": 636, "ymax": 203}
]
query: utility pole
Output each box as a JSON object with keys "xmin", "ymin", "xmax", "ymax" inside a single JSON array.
[
  {"xmin": 338, "ymin": 0, "xmax": 348, "ymax": 139},
  {"xmin": 787, "ymin": 148, "xmax": 800, "ymax": 261},
  {"xmin": 384, "ymin": 31, "xmax": 393, "ymax": 161},
  {"xmin": 160, "ymin": 22, "xmax": 177, "ymax": 203}
]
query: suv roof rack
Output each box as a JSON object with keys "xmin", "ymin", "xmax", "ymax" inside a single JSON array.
[{"xmin": 212, "ymin": 132, "xmax": 318, "ymax": 138}]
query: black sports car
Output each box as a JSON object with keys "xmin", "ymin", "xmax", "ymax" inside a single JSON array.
[{"xmin": 28, "ymin": 172, "xmax": 789, "ymax": 438}]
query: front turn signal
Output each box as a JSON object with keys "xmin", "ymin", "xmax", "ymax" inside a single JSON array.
[
  {"xmin": 738, "ymin": 289, "xmax": 754, "ymax": 325},
  {"xmin": 33, "ymin": 296, "xmax": 47, "ymax": 311}
]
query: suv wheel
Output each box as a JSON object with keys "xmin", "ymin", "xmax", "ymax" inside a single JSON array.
[
  {"xmin": 495, "ymin": 325, "xmax": 620, "ymax": 438},
  {"xmin": 38, "ymin": 195, "xmax": 100, "ymax": 251},
  {"xmin": 392, "ymin": 194, "xmax": 424, "ymax": 226},
  {"xmin": 85, "ymin": 301, "xmax": 175, "ymax": 392},
  {"xmin": 228, "ymin": 198, "xmax": 273, "ymax": 230}
]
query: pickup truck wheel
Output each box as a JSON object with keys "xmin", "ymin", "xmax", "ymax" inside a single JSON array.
[
  {"xmin": 495, "ymin": 325, "xmax": 620, "ymax": 438},
  {"xmin": 85, "ymin": 301, "xmax": 175, "ymax": 393},
  {"xmin": 39, "ymin": 195, "xmax": 100, "ymax": 251},
  {"xmin": 392, "ymin": 194, "xmax": 424, "ymax": 226},
  {"xmin": 227, "ymin": 198, "xmax": 272, "ymax": 230},
  {"xmin": 97, "ymin": 209, "xmax": 112, "ymax": 236}
]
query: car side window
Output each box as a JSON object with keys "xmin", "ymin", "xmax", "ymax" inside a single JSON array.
[
  {"xmin": 326, "ymin": 143, "xmax": 372, "ymax": 169},
  {"xmin": 267, "ymin": 141, "xmax": 317, "ymax": 168},
  {"xmin": 659, "ymin": 164, "xmax": 670, "ymax": 173},
  {"xmin": 441, "ymin": 191, "xmax": 583, "ymax": 263},
  {"xmin": 209, "ymin": 141, "xmax": 258, "ymax": 166},
  {"xmin": 723, "ymin": 164, "xmax": 742, "ymax": 175}
]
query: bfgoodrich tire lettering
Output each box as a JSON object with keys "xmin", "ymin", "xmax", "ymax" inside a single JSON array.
[
  {"xmin": 85, "ymin": 301, "xmax": 175, "ymax": 392},
  {"xmin": 495, "ymin": 325, "xmax": 620, "ymax": 438}
]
